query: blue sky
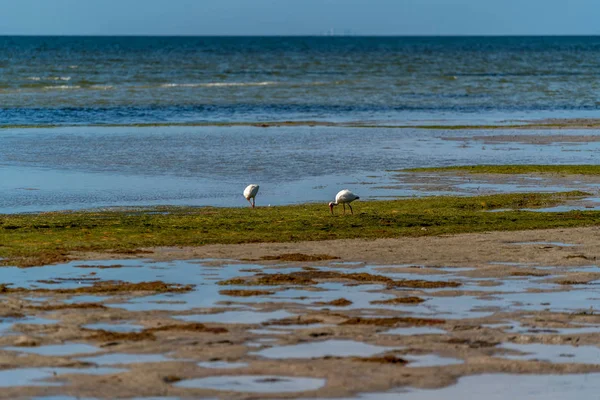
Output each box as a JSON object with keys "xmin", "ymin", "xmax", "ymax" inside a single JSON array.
[{"xmin": 0, "ymin": 0, "xmax": 597, "ymax": 36}]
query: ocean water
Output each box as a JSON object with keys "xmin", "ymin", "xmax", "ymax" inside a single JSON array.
[
  {"xmin": 2, "ymin": 36, "xmax": 600, "ymax": 126},
  {"xmin": 2, "ymin": 36, "xmax": 600, "ymax": 212}
]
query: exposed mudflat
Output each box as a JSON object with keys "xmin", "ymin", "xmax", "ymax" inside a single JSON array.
[
  {"xmin": 80, "ymin": 226, "xmax": 600, "ymax": 267},
  {"xmin": 2, "ymin": 227, "xmax": 600, "ymax": 398}
]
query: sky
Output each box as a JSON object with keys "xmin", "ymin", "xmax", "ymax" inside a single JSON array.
[{"xmin": 0, "ymin": 0, "xmax": 598, "ymax": 36}]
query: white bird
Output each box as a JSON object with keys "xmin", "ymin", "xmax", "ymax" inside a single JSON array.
[
  {"xmin": 329, "ymin": 189, "xmax": 359, "ymax": 215},
  {"xmin": 243, "ymin": 184, "xmax": 260, "ymax": 208}
]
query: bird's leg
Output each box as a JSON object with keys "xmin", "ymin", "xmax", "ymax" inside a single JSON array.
[
  {"xmin": 247, "ymin": 199, "xmax": 253, "ymax": 208},
  {"xmin": 343, "ymin": 204, "xmax": 346, "ymax": 214},
  {"xmin": 348, "ymin": 203, "xmax": 353, "ymax": 215},
  {"xmin": 252, "ymin": 198, "xmax": 256, "ymax": 208}
]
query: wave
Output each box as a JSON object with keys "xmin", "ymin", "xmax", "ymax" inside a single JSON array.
[
  {"xmin": 28, "ymin": 76, "xmax": 71, "ymax": 82},
  {"xmin": 43, "ymin": 85, "xmax": 81, "ymax": 90},
  {"xmin": 160, "ymin": 81, "xmax": 279, "ymax": 88},
  {"xmin": 89, "ymin": 85, "xmax": 114, "ymax": 90},
  {"xmin": 295, "ymin": 80, "xmax": 348, "ymax": 86},
  {"xmin": 15, "ymin": 83, "xmax": 111, "ymax": 91},
  {"xmin": 19, "ymin": 80, "xmax": 341, "ymax": 91},
  {"xmin": 158, "ymin": 80, "xmax": 344, "ymax": 89}
]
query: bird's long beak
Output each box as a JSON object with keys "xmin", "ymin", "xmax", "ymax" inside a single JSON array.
[{"xmin": 329, "ymin": 204, "xmax": 334, "ymax": 215}]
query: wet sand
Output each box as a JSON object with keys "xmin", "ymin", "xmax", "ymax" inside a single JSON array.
[
  {"xmin": 126, "ymin": 226, "xmax": 600, "ymax": 267},
  {"xmin": 2, "ymin": 227, "xmax": 600, "ymax": 398}
]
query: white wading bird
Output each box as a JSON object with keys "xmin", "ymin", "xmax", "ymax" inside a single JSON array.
[
  {"xmin": 329, "ymin": 189, "xmax": 359, "ymax": 215},
  {"xmin": 243, "ymin": 184, "xmax": 260, "ymax": 208}
]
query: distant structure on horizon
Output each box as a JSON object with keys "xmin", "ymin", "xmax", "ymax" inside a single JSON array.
[{"xmin": 319, "ymin": 28, "xmax": 357, "ymax": 36}]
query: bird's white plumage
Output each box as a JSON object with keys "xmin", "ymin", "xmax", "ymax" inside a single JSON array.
[
  {"xmin": 244, "ymin": 184, "xmax": 259, "ymax": 200},
  {"xmin": 334, "ymin": 189, "xmax": 359, "ymax": 205},
  {"xmin": 329, "ymin": 189, "xmax": 359, "ymax": 215},
  {"xmin": 243, "ymin": 184, "xmax": 260, "ymax": 208}
]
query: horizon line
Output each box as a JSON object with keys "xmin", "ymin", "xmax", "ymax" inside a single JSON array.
[{"xmin": 1, "ymin": 33, "xmax": 600, "ymax": 38}]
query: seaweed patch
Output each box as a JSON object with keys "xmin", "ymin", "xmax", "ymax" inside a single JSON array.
[
  {"xmin": 353, "ymin": 354, "xmax": 408, "ymax": 365},
  {"xmin": 30, "ymin": 303, "xmax": 107, "ymax": 311},
  {"xmin": 0, "ymin": 281, "xmax": 194, "ymax": 294},
  {"xmin": 218, "ymin": 270, "xmax": 461, "ymax": 288},
  {"xmin": 340, "ymin": 317, "xmax": 445, "ymax": 327},
  {"xmin": 219, "ymin": 289, "xmax": 276, "ymax": 297},
  {"xmin": 315, "ymin": 298, "xmax": 353, "ymax": 307},
  {"xmin": 263, "ymin": 317, "xmax": 324, "ymax": 326},
  {"xmin": 260, "ymin": 253, "xmax": 340, "ymax": 262},
  {"xmin": 370, "ymin": 297, "xmax": 426, "ymax": 305}
]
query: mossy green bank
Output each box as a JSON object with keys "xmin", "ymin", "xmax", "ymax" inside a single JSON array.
[
  {"xmin": 405, "ymin": 165, "xmax": 600, "ymax": 175},
  {"xmin": 0, "ymin": 191, "xmax": 598, "ymax": 267}
]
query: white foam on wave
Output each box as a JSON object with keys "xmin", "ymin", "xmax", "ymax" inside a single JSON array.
[
  {"xmin": 305, "ymin": 80, "xmax": 345, "ymax": 86},
  {"xmin": 89, "ymin": 85, "xmax": 114, "ymax": 90},
  {"xmin": 29, "ymin": 76, "xmax": 72, "ymax": 82},
  {"xmin": 43, "ymin": 85, "xmax": 81, "ymax": 90},
  {"xmin": 161, "ymin": 81, "xmax": 278, "ymax": 88}
]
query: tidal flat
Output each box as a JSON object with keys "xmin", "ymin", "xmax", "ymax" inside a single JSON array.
[
  {"xmin": 2, "ymin": 227, "xmax": 600, "ymax": 398},
  {"xmin": 5, "ymin": 127, "xmax": 600, "ymax": 398}
]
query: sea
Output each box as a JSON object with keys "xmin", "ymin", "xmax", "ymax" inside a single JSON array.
[{"xmin": 2, "ymin": 36, "xmax": 600, "ymax": 213}]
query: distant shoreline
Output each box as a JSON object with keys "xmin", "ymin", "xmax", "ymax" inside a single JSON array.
[{"xmin": 3, "ymin": 118, "xmax": 600, "ymax": 130}]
